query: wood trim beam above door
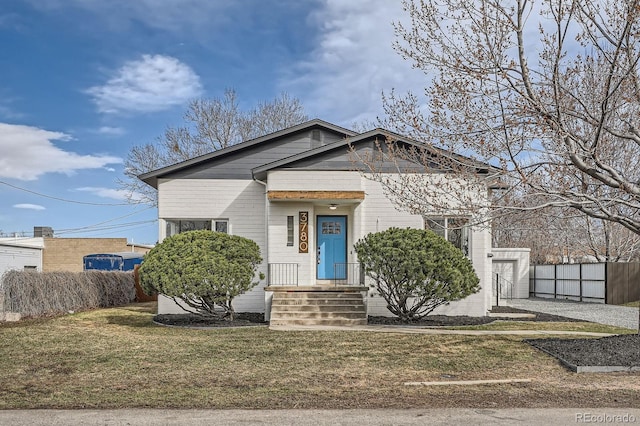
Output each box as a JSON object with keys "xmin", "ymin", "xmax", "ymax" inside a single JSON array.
[{"xmin": 267, "ymin": 190, "xmax": 365, "ymax": 201}]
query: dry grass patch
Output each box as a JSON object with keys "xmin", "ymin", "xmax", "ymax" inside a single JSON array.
[
  {"xmin": 449, "ymin": 321, "xmax": 635, "ymax": 334},
  {"xmin": 0, "ymin": 303, "xmax": 638, "ymax": 409}
]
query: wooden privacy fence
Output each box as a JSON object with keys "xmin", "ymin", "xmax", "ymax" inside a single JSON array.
[
  {"xmin": 133, "ymin": 265, "xmax": 157, "ymax": 302},
  {"xmin": 529, "ymin": 262, "xmax": 640, "ymax": 305}
]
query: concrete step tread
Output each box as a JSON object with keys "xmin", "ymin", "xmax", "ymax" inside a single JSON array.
[
  {"xmin": 273, "ymin": 293, "xmax": 365, "ymax": 299},
  {"xmin": 270, "ymin": 318, "xmax": 368, "ymax": 326},
  {"xmin": 270, "ymin": 305, "xmax": 366, "ymax": 312},
  {"xmin": 270, "ymin": 312, "xmax": 367, "ymax": 319},
  {"xmin": 271, "ymin": 300, "xmax": 365, "ymax": 306}
]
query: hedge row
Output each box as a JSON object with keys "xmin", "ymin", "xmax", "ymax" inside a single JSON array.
[{"xmin": 1, "ymin": 270, "xmax": 136, "ymax": 318}]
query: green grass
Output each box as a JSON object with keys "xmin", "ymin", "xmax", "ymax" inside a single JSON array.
[
  {"xmin": 1, "ymin": 302, "xmax": 638, "ymax": 409},
  {"xmin": 624, "ymin": 301, "xmax": 640, "ymax": 308}
]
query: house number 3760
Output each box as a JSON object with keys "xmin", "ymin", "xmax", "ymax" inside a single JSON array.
[{"xmin": 299, "ymin": 211, "xmax": 308, "ymax": 253}]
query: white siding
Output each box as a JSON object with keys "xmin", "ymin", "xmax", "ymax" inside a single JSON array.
[
  {"xmin": 360, "ymin": 176, "xmax": 492, "ymax": 317},
  {"xmin": 268, "ymin": 203, "xmax": 363, "ymax": 283},
  {"xmin": 267, "ymin": 170, "xmax": 361, "ymax": 192},
  {"xmin": 0, "ymin": 244, "xmax": 42, "ymax": 274},
  {"xmin": 155, "ymin": 172, "xmax": 493, "ymax": 318},
  {"xmin": 157, "ymin": 178, "xmax": 267, "ymax": 313},
  {"xmin": 492, "ymin": 248, "xmax": 531, "ymax": 299},
  {"xmin": 268, "ymin": 201, "xmax": 315, "ymax": 285}
]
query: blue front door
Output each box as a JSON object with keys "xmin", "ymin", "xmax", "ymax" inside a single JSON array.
[{"xmin": 317, "ymin": 216, "xmax": 347, "ymax": 279}]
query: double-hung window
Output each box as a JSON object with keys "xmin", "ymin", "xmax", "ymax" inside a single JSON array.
[
  {"xmin": 165, "ymin": 219, "xmax": 229, "ymax": 237},
  {"xmin": 424, "ymin": 217, "xmax": 470, "ymax": 256},
  {"xmin": 214, "ymin": 219, "xmax": 229, "ymax": 234}
]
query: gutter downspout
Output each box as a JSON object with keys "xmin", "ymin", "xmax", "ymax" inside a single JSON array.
[
  {"xmin": 253, "ymin": 174, "xmax": 270, "ymax": 320},
  {"xmin": 252, "ymin": 175, "xmax": 269, "ymax": 260}
]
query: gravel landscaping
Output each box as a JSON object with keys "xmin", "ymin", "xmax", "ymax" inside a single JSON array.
[{"xmin": 508, "ymin": 298, "xmax": 640, "ymax": 330}]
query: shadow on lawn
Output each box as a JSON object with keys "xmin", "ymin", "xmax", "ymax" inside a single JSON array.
[
  {"xmin": 103, "ymin": 302, "xmax": 159, "ymax": 328},
  {"xmin": 105, "ymin": 313, "xmax": 158, "ymax": 328}
]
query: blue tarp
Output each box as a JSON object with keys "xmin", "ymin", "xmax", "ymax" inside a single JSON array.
[{"xmin": 83, "ymin": 252, "xmax": 144, "ymax": 271}]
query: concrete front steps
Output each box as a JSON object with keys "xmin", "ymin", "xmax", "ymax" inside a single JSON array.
[{"xmin": 267, "ymin": 286, "xmax": 368, "ymax": 326}]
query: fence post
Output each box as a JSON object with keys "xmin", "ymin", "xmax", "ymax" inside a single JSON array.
[
  {"xmin": 579, "ymin": 263, "xmax": 583, "ymax": 302},
  {"xmin": 604, "ymin": 262, "xmax": 608, "ymax": 304},
  {"xmin": 554, "ymin": 264, "xmax": 558, "ymax": 299},
  {"xmin": 531, "ymin": 265, "xmax": 536, "ymax": 298},
  {"xmin": 495, "ymin": 273, "xmax": 500, "ymax": 307}
]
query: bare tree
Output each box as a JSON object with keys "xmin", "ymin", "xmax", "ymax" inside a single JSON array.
[
  {"xmin": 119, "ymin": 89, "xmax": 308, "ymax": 205},
  {"xmin": 357, "ymin": 0, "xmax": 640, "ymax": 239},
  {"xmin": 493, "ymin": 206, "xmax": 640, "ymax": 264}
]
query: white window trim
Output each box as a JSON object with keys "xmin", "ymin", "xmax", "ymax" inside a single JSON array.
[
  {"xmin": 164, "ymin": 218, "xmax": 231, "ymax": 237},
  {"xmin": 424, "ymin": 216, "xmax": 471, "ymax": 257},
  {"xmin": 214, "ymin": 219, "xmax": 229, "ymax": 234},
  {"xmin": 286, "ymin": 216, "xmax": 294, "ymax": 246}
]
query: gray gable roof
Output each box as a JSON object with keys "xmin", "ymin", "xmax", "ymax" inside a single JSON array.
[
  {"xmin": 138, "ymin": 120, "xmax": 497, "ymax": 188},
  {"xmin": 138, "ymin": 119, "xmax": 356, "ymax": 188},
  {"xmin": 251, "ymin": 128, "xmax": 496, "ymax": 180}
]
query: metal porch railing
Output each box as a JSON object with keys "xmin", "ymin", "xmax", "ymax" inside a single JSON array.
[
  {"xmin": 268, "ymin": 263, "xmax": 299, "ymax": 286},
  {"xmin": 333, "ymin": 263, "xmax": 365, "ymax": 286}
]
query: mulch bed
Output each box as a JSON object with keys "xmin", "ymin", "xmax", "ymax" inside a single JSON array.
[
  {"xmin": 525, "ymin": 334, "xmax": 640, "ymax": 367},
  {"xmin": 154, "ymin": 312, "xmax": 267, "ymax": 327},
  {"xmin": 369, "ymin": 306, "xmax": 587, "ymax": 326},
  {"xmin": 153, "ymin": 306, "xmax": 584, "ymax": 328}
]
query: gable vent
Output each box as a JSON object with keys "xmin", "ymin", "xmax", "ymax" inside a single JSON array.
[{"xmin": 311, "ymin": 129, "xmax": 322, "ymax": 148}]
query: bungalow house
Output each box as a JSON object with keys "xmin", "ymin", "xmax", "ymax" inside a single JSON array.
[{"xmin": 139, "ymin": 119, "xmax": 495, "ymax": 324}]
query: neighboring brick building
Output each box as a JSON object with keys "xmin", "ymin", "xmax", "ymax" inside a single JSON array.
[{"xmin": 42, "ymin": 237, "xmax": 152, "ymax": 272}]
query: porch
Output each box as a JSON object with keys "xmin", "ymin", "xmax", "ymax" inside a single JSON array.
[{"xmin": 265, "ymin": 262, "xmax": 368, "ymax": 326}]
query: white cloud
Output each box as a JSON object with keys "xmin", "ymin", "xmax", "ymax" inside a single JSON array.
[
  {"xmin": 97, "ymin": 126, "xmax": 125, "ymax": 136},
  {"xmin": 0, "ymin": 123, "xmax": 122, "ymax": 180},
  {"xmin": 86, "ymin": 54, "xmax": 203, "ymax": 114},
  {"xmin": 75, "ymin": 187, "xmax": 144, "ymax": 202},
  {"xmin": 13, "ymin": 204, "xmax": 46, "ymax": 211},
  {"xmin": 284, "ymin": 0, "xmax": 425, "ymax": 126}
]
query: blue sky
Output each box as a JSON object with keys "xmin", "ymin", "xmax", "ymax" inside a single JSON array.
[{"xmin": 0, "ymin": 0, "xmax": 425, "ymax": 245}]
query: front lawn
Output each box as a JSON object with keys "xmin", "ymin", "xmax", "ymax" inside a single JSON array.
[{"xmin": 0, "ymin": 303, "xmax": 638, "ymax": 409}]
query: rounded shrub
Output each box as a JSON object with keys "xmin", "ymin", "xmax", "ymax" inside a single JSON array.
[
  {"xmin": 139, "ymin": 230, "xmax": 264, "ymax": 319},
  {"xmin": 354, "ymin": 227, "xmax": 480, "ymax": 322}
]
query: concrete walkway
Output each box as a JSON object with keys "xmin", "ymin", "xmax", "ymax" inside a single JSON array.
[
  {"xmin": 269, "ymin": 324, "xmax": 612, "ymax": 336},
  {"xmin": 506, "ymin": 298, "xmax": 639, "ymax": 330}
]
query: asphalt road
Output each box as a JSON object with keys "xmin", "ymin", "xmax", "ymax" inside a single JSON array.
[{"xmin": 1, "ymin": 408, "xmax": 639, "ymax": 425}]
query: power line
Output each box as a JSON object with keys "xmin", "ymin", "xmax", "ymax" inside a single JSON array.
[
  {"xmin": 0, "ymin": 180, "xmax": 145, "ymax": 206},
  {"xmin": 55, "ymin": 220, "xmax": 158, "ymax": 236},
  {"xmin": 71, "ymin": 222, "xmax": 158, "ymax": 240},
  {"xmin": 54, "ymin": 206, "xmax": 156, "ymax": 234},
  {"xmin": 2, "ymin": 206, "xmax": 157, "ymax": 238}
]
